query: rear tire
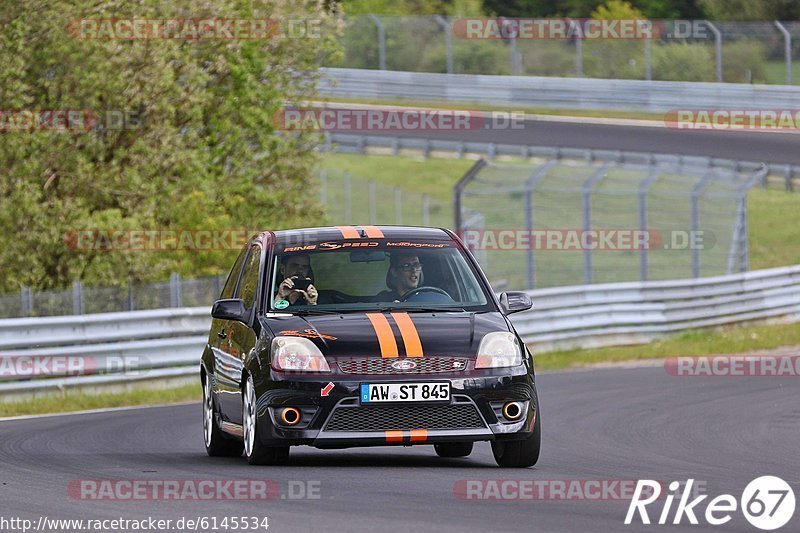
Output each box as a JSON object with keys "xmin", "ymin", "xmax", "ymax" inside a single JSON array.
[
  {"xmin": 243, "ymin": 376, "xmax": 290, "ymax": 466},
  {"xmin": 491, "ymin": 398, "xmax": 541, "ymax": 468},
  {"xmin": 203, "ymin": 375, "xmax": 244, "ymax": 457},
  {"xmin": 434, "ymin": 442, "xmax": 474, "ymax": 458}
]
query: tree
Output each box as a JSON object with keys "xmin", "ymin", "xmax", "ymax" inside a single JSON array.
[
  {"xmin": 0, "ymin": 0, "xmax": 341, "ymax": 292},
  {"xmin": 698, "ymin": 0, "xmax": 800, "ymax": 21}
]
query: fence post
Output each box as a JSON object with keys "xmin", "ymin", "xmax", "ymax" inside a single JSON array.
[
  {"xmin": 774, "ymin": 21, "xmax": 792, "ymax": 85},
  {"xmin": 319, "ymin": 169, "xmax": 327, "ymax": 205},
  {"xmin": 369, "ymin": 180, "xmax": 377, "ymax": 224},
  {"xmin": 344, "ymin": 172, "xmax": 352, "ymax": 224},
  {"xmin": 368, "ymin": 14, "xmax": 386, "ymax": 70},
  {"xmin": 523, "ymin": 160, "xmax": 559, "ymax": 289},
  {"xmin": 422, "ymin": 194, "xmax": 430, "ymax": 226},
  {"xmin": 20, "ymin": 286, "xmax": 33, "ymax": 317},
  {"xmin": 170, "ymin": 273, "xmax": 182, "ymax": 308},
  {"xmin": 581, "ymin": 164, "xmax": 610, "ymax": 284},
  {"xmin": 691, "ymin": 171, "xmax": 717, "ymax": 278},
  {"xmin": 569, "ymin": 20, "xmax": 584, "ymax": 78},
  {"xmin": 703, "ymin": 21, "xmax": 723, "ymax": 82},
  {"xmin": 434, "ymin": 16, "xmax": 453, "ymax": 74},
  {"xmin": 394, "ymin": 188, "xmax": 402, "ymax": 225},
  {"xmin": 72, "ymin": 281, "xmax": 84, "ymax": 315},
  {"xmin": 128, "ymin": 279, "xmax": 135, "ymax": 311},
  {"xmin": 638, "ymin": 168, "xmax": 663, "ymax": 281},
  {"xmin": 644, "ymin": 27, "xmax": 652, "ymax": 80}
]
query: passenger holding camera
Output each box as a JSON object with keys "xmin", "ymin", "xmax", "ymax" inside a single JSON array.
[{"xmin": 275, "ymin": 254, "xmax": 318, "ymax": 306}]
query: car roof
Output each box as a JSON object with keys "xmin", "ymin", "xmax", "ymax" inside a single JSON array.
[{"xmin": 268, "ymin": 226, "xmax": 454, "ymax": 246}]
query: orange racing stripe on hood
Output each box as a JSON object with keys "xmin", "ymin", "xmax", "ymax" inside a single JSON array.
[
  {"xmin": 366, "ymin": 313, "xmax": 399, "ymax": 358},
  {"xmin": 390, "ymin": 312, "xmax": 423, "ymax": 357}
]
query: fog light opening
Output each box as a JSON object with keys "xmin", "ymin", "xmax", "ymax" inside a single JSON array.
[
  {"xmin": 280, "ymin": 407, "xmax": 301, "ymax": 426},
  {"xmin": 502, "ymin": 401, "xmax": 523, "ymax": 421}
]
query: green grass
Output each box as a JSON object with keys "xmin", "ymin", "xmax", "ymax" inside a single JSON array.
[
  {"xmin": 321, "ymin": 153, "xmax": 474, "ymax": 201},
  {"xmin": 318, "ymin": 95, "xmax": 666, "ymax": 122},
  {"xmin": 0, "ymin": 383, "xmax": 200, "ymax": 418},
  {"xmin": 763, "ymin": 60, "xmax": 800, "ymax": 86},
  {"xmin": 535, "ymin": 321, "xmax": 800, "ymax": 371},
  {"xmin": 320, "ymin": 153, "xmax": 800, "ymax": 283},
  {"xmin": 748, "ymin": 188, "xmax": 800, "ymax": 269}
]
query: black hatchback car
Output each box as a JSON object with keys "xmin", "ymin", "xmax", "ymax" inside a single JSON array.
[{"xmin": 201, "ymin": 225, "xmax": 541, "ymax": 467}]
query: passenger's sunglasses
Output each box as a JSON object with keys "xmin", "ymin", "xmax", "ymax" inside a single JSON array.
[{"xmin": 398, "ymin": 262, "xmax": 423, "ymax": 272}]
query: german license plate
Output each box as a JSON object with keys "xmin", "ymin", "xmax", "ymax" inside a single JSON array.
[{"xmin": 360, "ymin": 382, "xmax": 450, "ymax": 403}]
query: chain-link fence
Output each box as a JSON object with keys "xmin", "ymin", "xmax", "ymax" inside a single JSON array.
[
  {"xmin": 0, "ymin": 275, "xmax": 225, "ymax": 319},
  {"xmin": 318, "ymin": 168, "xmax": 451, "ymax": 228},
  {"xmin": 329, "ymin": 16, "xmax": 800, "ymax": 84},
  {"xmin": 0, "ymin": 169, "xmax": 452, "ymax": 318},
  {"xmin": 454, "ymin": 157, "xmax": 766, "ymax": 290}
]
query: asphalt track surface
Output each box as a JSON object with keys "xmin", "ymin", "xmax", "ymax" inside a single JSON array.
[
  {"xmin": 360, "ymin": 117, "xmax": 800, "ymax": 166},
  {"xmin": 1, "ymin": 366, "xmax": 798, "ymax": 533}
]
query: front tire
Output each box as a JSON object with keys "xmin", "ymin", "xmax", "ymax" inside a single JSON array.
[
  {"xmin": 203, "ymin": 375, "xmax": 243, "ymax": 457},
  {"xmin": 491, "ymin": 398, "xmax": 541, "ymax": 468},
  {"xmin": 434, "ymin": 442, "xmax": 474, "ymax": 458},
  {"xmin": 243, "ymin": 376, "xmax": 290, "ymax": 466}
]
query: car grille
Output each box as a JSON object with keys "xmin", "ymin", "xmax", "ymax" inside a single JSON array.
[
  {"xmin": 323, "ymin": 400, "xmax": 486, "ymax": 432},
  {"xmin": 337, "ymin": 357, "xmax": 469, "ymax": 375}
]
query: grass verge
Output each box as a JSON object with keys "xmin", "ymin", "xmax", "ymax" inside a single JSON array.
[
  {"xmin": 318, "ymin": 96, "xmax": 666, "ymax": 122},
  {"xmin": 0, "ymin": 383, "xmax": 200, "ymax": 418},
  {"xmin": 534, "ymin": 322, "xmax": 800, "ymax": 371},
  {"xmin": 3, "ymin": 323, "xmax": 798, "ymax": 416},
  {"xmin": 320, "ymin": 153, "xmax": 800, "ymax": 270}
]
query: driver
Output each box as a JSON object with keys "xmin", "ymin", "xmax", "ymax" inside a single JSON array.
[
  {"xmin": 274, "ymin": 253, "xmax": 318, "ymax": 306},
  {"xmin": 375, "ymin": 253, "xmax": 422, "ymax": 302}
]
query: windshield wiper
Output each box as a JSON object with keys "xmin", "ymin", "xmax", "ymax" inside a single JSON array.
[
  {"xmin": 391, "ymin": 306, "xmax": 467, "ymax": 313},
  {"xmin": 288, "ymin": 308, "xmax": 343, "ymax": 316}
]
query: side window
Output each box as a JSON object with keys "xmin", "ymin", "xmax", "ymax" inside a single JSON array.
[
  {"xmin": 220, "ymin": 247, "xmax": 248, "ymax": 299},
  {"xmin": 237, "ymin": 244, "xmax": 262, "ymax": 311}
]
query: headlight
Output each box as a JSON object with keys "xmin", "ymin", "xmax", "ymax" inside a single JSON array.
[
  {"xmin": 271, "ymin": 337, "xmax": 331, "ymax": 372},
  {"xmin": 475, "ymin": 332, "xmax": 522, "ymax": 369}
]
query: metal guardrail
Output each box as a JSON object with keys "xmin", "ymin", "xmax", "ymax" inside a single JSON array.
[
  {"xmin": 321, "ymin": 133, "xmax": 800, "ymax": 192},
  {"xmin": 515, "ymin": 264, "xmax": 800, "ymax": 351},
  {"xmin": 319, "ymin": 67, "xmax": 800, "ymax": 113},
  {"xmin": 1, "ymin": 265, "xmax": 798, "ymax": 398},
  {"xmin": 0, "ymin": 308, "xmax": 209, "ymax": 400}
]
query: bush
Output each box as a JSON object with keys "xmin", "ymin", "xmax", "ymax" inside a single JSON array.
[
  {"xmin": 520, "ymin": 42, "xmax": 578, "ymax": 77},
  {"xmin": 722, "ymin": 38, "xmax": 768, "ymax": 83},
  {"xmin": 651, "ymin": 42, "xmax": 716, "ymax": 81}
]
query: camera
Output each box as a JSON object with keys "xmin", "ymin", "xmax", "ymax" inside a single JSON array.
[{"xmin": 291, "ymin": 277, "xmax": 312, "ymax": 291}]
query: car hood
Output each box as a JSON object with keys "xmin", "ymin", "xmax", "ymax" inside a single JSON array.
[{"xmin": 263, "ymin": 311, "xmax": 509, "ymax": 358}]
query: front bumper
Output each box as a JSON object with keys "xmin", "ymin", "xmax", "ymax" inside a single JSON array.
[{"xmin": 254, "ymin": 374, "xmax": 537, "ymax": 448}]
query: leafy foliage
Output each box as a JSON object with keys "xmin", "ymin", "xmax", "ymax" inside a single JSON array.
[{"xmin": 0, "ymin": 0, "xmax": 341, "ymax": 291}]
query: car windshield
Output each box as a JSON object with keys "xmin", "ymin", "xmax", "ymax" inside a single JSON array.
[{"xmin": 268, "ymin": 240, "xmax": 490, "ymax": 312}]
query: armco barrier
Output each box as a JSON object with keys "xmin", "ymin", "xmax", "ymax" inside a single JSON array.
[
  {"xmin": 319, "ymin": 67, "xmax": 800, "ymax": 113},
  {"xmin": 1, "ymin": 265, "xmax": 798, "ymax": 399}
]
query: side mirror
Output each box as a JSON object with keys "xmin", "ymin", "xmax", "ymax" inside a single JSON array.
[
  {"xmin": 499, "ymin": 292, "xmax": 533, "ymax": 314},
  {"xmin": 211, "ymin": 299, "xmax": 247, "ymax": 322}
]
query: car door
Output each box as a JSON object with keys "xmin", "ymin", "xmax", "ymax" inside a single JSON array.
[
  {"xmin": 217, "ymin": 241, "xmax": 263, "ymax": 424},
  {"xmin": 209, "ymin": 245, "xmax": 248, "ymax": 422}
]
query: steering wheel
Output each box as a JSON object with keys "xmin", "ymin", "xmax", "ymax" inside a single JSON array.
[{"xmin": 399, "ymin": 286, "xmax": 452, "ymax": 302}]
